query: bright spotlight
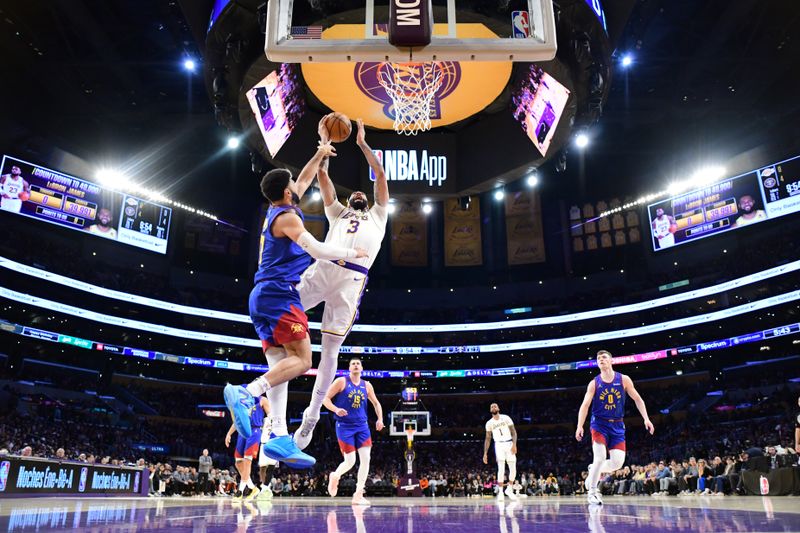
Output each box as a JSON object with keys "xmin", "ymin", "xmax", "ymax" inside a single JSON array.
[
  {"xmin": 311, "ymin": 190, "xmax": 321, "ymax": 201},
  {"xmin": 95, "ymin": 168, "xmax": 129, "ymax": 189},
  {"xmin": 526, "ymin": 174, "xmax": 539, "ymax": 187},
  {"xmin": 494, "ymin": 189, "xmax": 505, "ymax": 201},
  {"xmin": 422, "ymin": 203, "xmax": 433, "ymax": 214},
  {"xmin": 183, "ymin": 59, "xmax": 196, "ymax": 72},
  {"xmin": 227, "ymin": 137, "xmax": 240, "ymax": 149},
  {"xmin": 690, "ymin": 165, "xmax": 726, "ymax": 186},
  {"xmin": 575, "ymin": 133, "xmax": 589, "ymax": 148},
  {"xmin": 621, "ymin": 54, "xmax": 633, "ymax": 68},
  {"xmin": 387, "ymin": 203, "xmax": 396, "ymax": 214}
]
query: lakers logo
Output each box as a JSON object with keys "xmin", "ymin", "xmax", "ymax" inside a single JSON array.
[
  {"xmin": 337, "ymin": 259, "xmax": 346, "ymax": 266},
  {"xmin": 355, "ymin": 61, "xmax": 461, "ymax": 121},
  {"xmin": 291, "ymin": 323, "xmax": 304, "ymax": 334}
]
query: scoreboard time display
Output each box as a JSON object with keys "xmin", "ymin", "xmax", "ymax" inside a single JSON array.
[
  {"xmin": 0, "ymin": 155, "xmax": 171, "ymax": 254},
  {"xmin": 647, "ymin": 154, "xmax": 800, "ymax": 251}
]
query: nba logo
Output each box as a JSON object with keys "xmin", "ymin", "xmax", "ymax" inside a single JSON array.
[
  {"xmin": 369, "ymin": 150, "xmax": 383, "ymax": 182},
  {"xmin": 133, "ymin": 472, "xmax": 140, "ymax": 493},
  {"xmin": 79, "ymin": 467, "xmax": 88, "ymax": 493},
  {"xmin": 0, "ymin": 461, "xmax": 9, "ymax": 492},
  {"xmin": 511, "ymin": 11, "xmax": 530, "ymax": 38},
  {"xmin": 759, "ymin": 475, "xmax": 769, "ymax": 495}
]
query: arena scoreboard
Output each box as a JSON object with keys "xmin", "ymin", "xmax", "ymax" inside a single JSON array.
[
  {"xmin": 0, "ymin": 155, "xmax": 171, "ymax": 254},
  {"xmin": 647, "ymin": 154, "xmax": 800, "ymax": 251}
]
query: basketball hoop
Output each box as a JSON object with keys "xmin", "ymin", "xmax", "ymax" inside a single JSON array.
[{"xmin": 378, "ymin": 62, "xmax": 443, "ymax": 136}]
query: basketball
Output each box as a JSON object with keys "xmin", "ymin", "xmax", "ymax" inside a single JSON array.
[
  {"xmin": 669, "ymin": 224, "xmax": 678, "ymax": 234},
  {"xmin": 322, "ymin": 112, "xmax": 352, "ymax": 143},
  {"xmin": 18, "ymin": 191, "xmax": 30, "ymax": 202}
]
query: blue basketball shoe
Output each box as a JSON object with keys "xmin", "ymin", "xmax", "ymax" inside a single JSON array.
[
  {"xmin": 224, "ymin": 384, "xmax": 255, "ymax": 439},
  {"xmin": 263, "ymin": 434, "xmax": 316, "ymax": 469}
]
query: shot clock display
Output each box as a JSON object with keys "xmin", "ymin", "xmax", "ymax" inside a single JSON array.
[{"xmin": 0, "ymin": 155, "xmax": 171, "ymax": 254}]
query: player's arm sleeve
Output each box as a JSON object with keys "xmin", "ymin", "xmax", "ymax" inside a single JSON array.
[{"xmin": 296, "ymin": 231, "xmax": 357, "ymax": 261}]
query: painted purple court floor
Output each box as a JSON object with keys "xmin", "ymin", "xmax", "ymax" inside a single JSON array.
[{"xmin": 1, "ymin": 496, "xmax": 799, "ymax": 532}]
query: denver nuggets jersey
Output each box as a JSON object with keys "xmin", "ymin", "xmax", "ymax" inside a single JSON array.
[
  {"xmin": 249, "ymin": 401, "xmax": 265, "ymax": 429},
  {"xmin": 255, "ymin": 204, "xmax": 312, "ymax": 284},
  {"xmin": 333, "ymin": 377, "xmax": 368, "ymax": 427},
  {"xmin": 592, "ymin": 372, "xmax": 626, "ymax": 420},
  {"xmin": 324, "ymin": 201, "xmax": 387, "ymax": 269}
]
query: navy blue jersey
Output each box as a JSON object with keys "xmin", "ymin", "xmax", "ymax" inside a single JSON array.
[
  {"xmin": 254, "ymin": 204, "xmax": 311, "ymax": 284},
  {"xmin": 333, "ymin": 377, "xmax": 368, "ymax": 427},
  {"xmin": 591, "ymin": 372, "xmax": 626, "ymax": 421}
]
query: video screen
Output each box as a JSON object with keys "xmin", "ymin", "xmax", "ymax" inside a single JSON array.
[
  {"xmin": 0, "ymin": 155, "xmax": 172, "ymax": 254},
  {"xmin": 647, "ymin": 154, "xmax": 800, "ymax": 251},
  {"xmin": 245, "ymin": 64, "xmax": 306, "ymax": 158},
  {"xmin": 511, "ymin": 65, "xmax": 571, "ymax": 156}
]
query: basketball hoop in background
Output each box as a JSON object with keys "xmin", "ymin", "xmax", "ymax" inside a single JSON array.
[{"xmin": 378, "ymin": 61, "xmax": 443, "ymax": 135}]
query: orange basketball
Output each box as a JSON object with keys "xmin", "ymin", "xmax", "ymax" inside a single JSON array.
[
  {"xmin": 18, "ymin": 191, "xmax": 30, "ymax": 202},
  {"xmin": 669, "ymin": 224, "xmax": 678, "ymax": 234},
  {"xmin": 322, "ymin": 112, "xmax": 352, "ymax": 143}
]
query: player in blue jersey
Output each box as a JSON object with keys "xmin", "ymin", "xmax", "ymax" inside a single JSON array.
[
  {"xmin": 322, "ymin": 357, "xmax": 384, "ymax": 505},
  {"xmin": 225, "ymin": 396, "xmax": 270, "ymax": 501},
  {"xmin": 576, "ymin": 350, "xmax": 654, "ymax": 505},
  {"xmin": 224, "ymin": 140, "xmax": 367, "ymax": 469}
]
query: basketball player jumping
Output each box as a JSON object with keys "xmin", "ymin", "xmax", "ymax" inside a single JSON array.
[
  {"xmin": 224, "ymin": 140, "xmax": 367, "ymax": 469},
  {"xmin": 0, "ymin": 165, "xmax": 30, "ymax": 213},
  {"xmin": 576, "ymin": 350, "xmax": 654, "ymax": 505},
  {"xmin": 483, "ymin": 403, "xmax": 518, "ymax": 500},
  {"xmin": 290, "ymin": 115, "xmax": 390, "ymax": 450},
  {"xmin": 225, "ymin": 396, "xmax": 270, "ymax": 501},
  {"xmin": 323, "ymin": 357, "xmax": 384, "ymax": 506}
]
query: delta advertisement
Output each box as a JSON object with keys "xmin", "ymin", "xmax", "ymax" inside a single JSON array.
[{"xmin": 0, "ymin": 457, "xmax": 147, "ymax": 495}]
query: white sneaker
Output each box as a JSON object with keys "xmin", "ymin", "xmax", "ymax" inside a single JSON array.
[
  {"xmin": 505, "ymin": 486, "xmax": 518, "ymax": 500},
  {"xmin": 352, "ymin": 490, "xmax": 370, "ymax": 506},
  {"xmin": 257, "ymin": 486, "xmax": 273, "ymax": 501},
  {"xmin": 328, "ymin": 472, "xmax": 340, "ymax": 497},
  {"xmin": 497, "ymin": 488, "xmax": 505, "ymax": 500},
  {"xmin": 293, "ymin": 408, "xmax": 319, "ymax": 450},
  {"xmin": 587, "ymin": 490, "xmax": 603, "ymax": 505}
]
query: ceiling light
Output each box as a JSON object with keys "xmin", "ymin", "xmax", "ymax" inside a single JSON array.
[
  {"xmin": 311, "ymin": 190, "xmax": 321, "ymax": 201},
  {"xmin": 422, "ymin": 203, "xmax": 433, "ymax": 215},
  {"xmin": 575, "ymin": 133, "xmax": 589, "ymax": 148},
  {"xmin": 494, "ymin": 189, "xmax": 505, "ymax": 201},
  {"xmin": 526, "ymin": 174, "xmax": 539, "ymax": 187},
  {"xmin": 183, "ymin": 59, "xmax": 196, "ymax": 72},
  {"xmin": 227, "ymin": 137, "xmax": 240, "ymax": 149},
  {"xmin": 621, "ymin": 54, "xmax": 633, "ymax": 68}
]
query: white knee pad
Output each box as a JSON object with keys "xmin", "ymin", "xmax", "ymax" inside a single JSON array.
[{"xmin": 608, "ymin": 449, "xmax": 626, "ymax": 471}]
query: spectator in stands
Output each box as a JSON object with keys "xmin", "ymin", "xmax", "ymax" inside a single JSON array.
[
  {"xmin": 679, "ymin": 458, "xmax": 698, "ymax": 494},
  {"xmin": 696, "ymin": 459, "xmax": 714, "ymax": 494},
  {"xmin": 20, "ymin": 446, "xmax": 32, "ymax": 457},
  {"xmin": 55, "ymin": 447, "xmax": 65, "ymax": 459},
  {"xmin": 713, "ymin": 456, "xmax": 736, "ymax": 495}
]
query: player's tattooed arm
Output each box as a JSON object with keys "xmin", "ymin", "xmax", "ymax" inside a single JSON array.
[
  {"xmin": 295, "ymin": 139, "xmax": 336, "ymax": 200},
  {"xmin": 366, "ymin": 382, "xmax": 385, "ymax": 431},
  {"xmin": 623, "ymin": 375, "xmax": 654, "ymax": 435},
  {"xmin": 510, "ymin": 424, "xmax": 518, "ymax": 455},
  {"xmin": 355, "ymin": 118, "xmax": 389, "ymax": 206},
  {"xmin": 483, "ymin": 431, "xmax": 492, "ymax": 464},
  {"xmin": 317, "ymin": 156, "xmax": 338, "ymax": 207},
  {"xmin": 575, "ymin": 379, "xmax": 596, "ymax": 441}
]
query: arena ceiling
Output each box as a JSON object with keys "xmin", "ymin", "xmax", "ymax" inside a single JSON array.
[{"xmin": 0, "ymin": 0, "xmax": 798, "ymax": 214}]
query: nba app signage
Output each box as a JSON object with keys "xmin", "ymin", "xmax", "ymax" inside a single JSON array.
[{"xmin": 369, "ymin": 149, "xmax": 447, "ymax": 187}]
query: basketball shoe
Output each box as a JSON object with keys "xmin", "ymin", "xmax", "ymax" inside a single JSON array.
[
  {"xmin": 352, "ymin": 489, "xmax": 370, "ymax": 506},
  {"xmin": 262, "ymin": 434, "xmax": 315, "ymax": 469},
  {"xmin": 293, "ymin": 408, "xmax": 319, "ymax": 450},
  {"xmin": 328, "ymin": 472, "xmax": 340, "ymax": 497},
  {"xmin": 224, "ymin": 384, "xmax": 255, "ymax": 438}
]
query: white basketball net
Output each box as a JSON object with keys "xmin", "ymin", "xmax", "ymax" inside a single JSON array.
[{"xmin": 378, "ymin": 62, "xmax": 443, "ymax": 135}]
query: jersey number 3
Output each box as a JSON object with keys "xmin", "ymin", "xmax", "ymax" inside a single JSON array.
[{"xmin": 346, "ymin": 220, "xmax": 360, "ymax": 234}]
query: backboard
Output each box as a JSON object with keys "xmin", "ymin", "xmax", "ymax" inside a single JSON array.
[
  {"xmin": 389, "ymin": 410, "xmax": 431, "ymax": 437},
  {"xmin": 265, "ymin": 0, "xmax": 557, "ymax": 63}
]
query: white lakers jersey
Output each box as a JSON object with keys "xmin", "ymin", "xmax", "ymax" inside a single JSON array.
[
  {"xmin": 1, "ymin": 176, "xmax": 24, "ymax": 197},
  {"xmin": 485, "ymin": 414, "xmax": 515, "ymax": 442},
  {"xmin": 653, "ymin": 215, "xmax": 671, "ymax": 236},
  {"xmin": 324, "ymin": 201, "xmax": 387, "ymax": 269}
]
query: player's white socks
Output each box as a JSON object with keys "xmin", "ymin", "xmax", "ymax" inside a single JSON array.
[
  {"xmin": 239, "ymin": 480, "xmax": 247, "ymax": 492},
  {"xmin": 356, "ymin": 447, "xmax": 371, "ymax": 493},
  {"xmin": 334, "ymin": 452, "xmax": 357, "ymax": 477},
  {"xmin": 586, "ymin": 443, "xmax": 606, "ymax": 492},
  {"xmin": 246, "ymin": 375, "xmax": 271, "ymax": 397},
  {"xmin": 307, "ymin": 334, "xmax": 344, "ymax": 418},
  {"xmin": 264, "ymin": 348, "xmax": 289, "ymax": 436},
  {"xmin": 508, "ymin": 460, "xmax": 517, "ymax": 484},
  {"xmin": 246, "ymin": 479, "xmax": 256, "ymax": 489}
]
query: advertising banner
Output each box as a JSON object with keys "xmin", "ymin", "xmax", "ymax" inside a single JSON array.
[{"xmin": 0, "ymin": 457, "xmax": 147, "ymax": 496}]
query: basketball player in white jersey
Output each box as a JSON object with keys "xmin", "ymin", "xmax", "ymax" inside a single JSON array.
[
  {"xmin": 258, "ymin": 115, "xmax": 389, "ymax": 451},
  {"xmin": 483, "ymin": 403, "xmax": 518, "ymax": 500},
  {"xmin": 651, "ymin": 208, "xmax": 676, "ymax": 249},
  {"xmin": 0, "ymin": 166, "xmax": 29, "ymax": 213}
]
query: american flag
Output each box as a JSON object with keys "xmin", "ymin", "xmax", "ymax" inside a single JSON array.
[{"xmin": 290, "ymin": 26, "xmax": 323, "ymax": 39}]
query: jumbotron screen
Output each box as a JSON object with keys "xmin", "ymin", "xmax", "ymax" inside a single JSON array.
[
  {"xmin": 647, "ymin": 154, "xmax": 800, "ymax": 251},
  {"xmin": 245, "ymin": 64, "xmax": 306, "ymax": 158},
  {"xmin": 511, "ymin": 65, "xmax": 571, "ymax": 157},
  {"xmin": 0, "ymin": 155, "xmax": 172, "ymax": 254}
]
